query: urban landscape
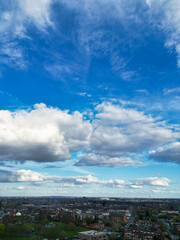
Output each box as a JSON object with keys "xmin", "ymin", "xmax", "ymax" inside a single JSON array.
[{"xmin": 0, "ymin": 197, "xmax": 179, "ymax": 239}]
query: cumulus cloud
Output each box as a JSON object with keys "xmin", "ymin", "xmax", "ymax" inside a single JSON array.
[
  {"xmin": 0, "ymin": 102, "xmax": 178, "ymax": 166},
  {"xmin": 0, "ymin": 169, "xmax": 171, "ymax": 190},
  {"xmin": 0, "ymin": 169, "xmax": 44, "ymax": 183},
  {"xmin": 0, "ymin": 103, "xmax": 92, "ymax": 162},
  {"xmin": 88, "ymin": 102, "xmax": 177, "ymax": 159},
  {"xmin": 150, "ymin": 142, "xmax": 180, "ymax": 164},
  {"xmin": 104, "ymin": 179, "xmax": 126, "ymax": 188},
  {"xmin": 130, "ymin": 177, "xmax": 171, "ymax": 187}
]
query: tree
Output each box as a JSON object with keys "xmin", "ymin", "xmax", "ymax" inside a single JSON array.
[
  {"xmin": 5, "ymin": 223, "xmax": 22, "ymax": 238},
  {"xmin": 85, "ymin": 216, "xmax": 94, "ymax": 225},
  {"xmin": 37, "ymin": 214, "xmax": 49, "ymax": 225},
  {"xmin": 161, "ymin": 224, "xmax": 167, "ymax": 232},
  {"xmin": 145, "ymin": 210, "xmax": 151, "ymax": 217},
  {"xmin": 0, "ymin": 224, "xmax": 5, "ymax": 235},
  {"xmin": 57, "ymin": 230, "xmax": 67, "ymax": 240},
  {"xmin": 23, "ymin": 223, "xmax": 33, "ymax": 234},
  {"xmin": 42, "ymin": 225, "xmax": 67, "ymax": 239},
  {"xmin": 65, "ymin": 222, "xmax": 76, "ymax": 231},
  {"xmin": 61, "ymin": 214, "xmax": 75, "ymax": 224},
  {"xmin": 110, "ymin": 233, "xmax": 120, "ymax": 240}
]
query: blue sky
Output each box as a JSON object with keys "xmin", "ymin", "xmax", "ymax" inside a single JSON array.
[{"xmin": 0, "ymin": 0, "xmax": 179, "ymax": 198}]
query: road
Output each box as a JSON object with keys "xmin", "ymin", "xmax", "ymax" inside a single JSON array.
[{"xmin": 124, "ymin": 206, "xmax": 135, "ymax": 228}]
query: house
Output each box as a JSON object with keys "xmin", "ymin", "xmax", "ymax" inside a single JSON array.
[
  {"xmin": 89, "ymin": 223, "xmax": 104, "ymax": 230},
  {"xmin": 109, "ymin": 212, "xmax": 127, "ymax": 228}
]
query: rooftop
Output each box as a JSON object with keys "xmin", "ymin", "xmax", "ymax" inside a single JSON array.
[{"xmin": 79, "ymin": 230, "xmax": 105, "ymax": 236}]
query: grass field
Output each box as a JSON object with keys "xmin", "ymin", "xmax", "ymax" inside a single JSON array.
[
  {"xmin": 54, "ymin": 222, "xmax": 88, "ymax": 236},
  {"xmin": 0, "ymin": 222, "xmax": 88, "ymax": 239},
  {"xmin": 65, "ymin": 226, "xmax": 88, "ymax": 236}
]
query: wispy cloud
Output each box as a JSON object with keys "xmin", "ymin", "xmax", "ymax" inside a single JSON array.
[
  {"xmin": 136, "ymin": 89, "xmax": 149, "ymax": 95},
  {"xmin": 0, "ymin": 0, "xmax": 53, "ymax": 69},
  {"xmin": 0, "ymin": 42, "xmax": 27, "ymax": 69},
  {"xmin": 77, "ymin": 92, "xmax": 92, "ymax": 97},
  {"xmin": 146, "ymin": 0, "xmax": 180, "ymax": 68},
  {"xmin": 163, "ymin": 87, "xmax": 180, "ymax": 95}
]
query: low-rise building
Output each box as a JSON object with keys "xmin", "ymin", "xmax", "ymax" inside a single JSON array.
[
  {"xmin": 78, "ymin": 230, "xmax": 108, "ymax": 240},
  {"xmin": 109, "ymin": 212, "xmax": 128, "ymax": 228},
  {"xmin": 89, "ymin": 223, "xmax": 104, "ymax": 230}
]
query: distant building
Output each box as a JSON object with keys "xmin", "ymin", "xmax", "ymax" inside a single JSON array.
[
  {"xmin": 89, "ymin": 223, "xmax": 104, "ymax": 230},
  {"xmin": 78, "ymin": 230, "xmax": 108, "ymax": 240},
  {"xmin": 109, "ymin": 212, "xmax": 127, "ymax": 228},
  {"xmin": 123, "ymin": 227, "xmax": 162, "ymax": 240},
  {"xmin": 173, "ymin": 223, "xmax": 180, "ymax": 236}
]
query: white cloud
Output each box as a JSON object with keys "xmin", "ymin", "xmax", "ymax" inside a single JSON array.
[
  {"xmin": 130, "ymin": 185, "xmax": 143, "ymax": 189},
  {"xmin": 1, "ymin": 0, "xmax": 53, "ymax": 35},
  {"xmin": 18, "ymin": 0, "xmax": 52, "ymax": 28},
  {"xmin": 0, "ymin": 169, "xmax": 171, "ymax": 191},
  {"xmin": 77, "ymin": 92, "xmax": 92, "ymax": 97},
  {"xmin": 17, "ymin": 186, "xmax": 25, "ymax": 190},
  {"xmin": 0, "ymin": 169, "xmax": 44, "ymax": 182},
  {"xmin": 56, "ymin": 176, "xmax": 126, "ymax": 189},
  {"xmin": 136, "ymin": 89, "xmax": 149, "ymax": 95},
  {"xmin": 57, "ymin": 175, "xmax": 100, "ymax": 185},
  {"xmin": 76, "ymin": 153, "xmax": 144, "ymax": 167},
  {"xmin": 58, "ymin": 183, "xmax": 76, "ymax": 188},
  {"xmin": 146, "ymin": 0, "xmax": 152, "ymax": 7},
  {"xmin": 89, "ymin": 102, "xmax": 177, "ymax": 158},
  {"xmin": 17, "ymin": 170, "xmax": 44, "ymax": 182},
  {"xmin": 0, "ymin": 102, "xmax": 178, "ymax": 166},
  {"xmin": 150, "ymin": 142, "xmax": 180, "ymax": 164},
  {"xmin": 104, "ymin": 179, "xmax": 126, "ymax": 188},
  {"xmin": 0, "ymin": 103, "xmax": 92, "ymax": 162},
  {"xmin": 163, "ymin": 87, "xmax": 180, "ymax": 95},
  {"xmin": 131, "ymin": 177, "xmax": 171, "ymax": 187}
]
